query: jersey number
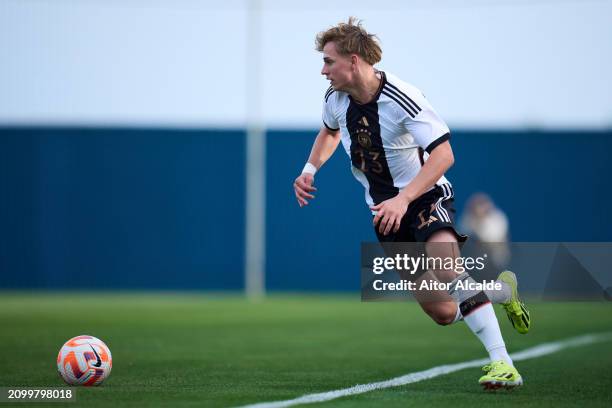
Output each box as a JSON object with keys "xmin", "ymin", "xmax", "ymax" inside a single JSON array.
[{"xmin": 355, "ymin": 149, "xmax": 383, "ymax": 174}]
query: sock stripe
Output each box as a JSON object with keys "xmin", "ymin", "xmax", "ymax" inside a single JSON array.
[{"xmin": 459, "ymin": 291, "xmax": 490, "ymax": 317}]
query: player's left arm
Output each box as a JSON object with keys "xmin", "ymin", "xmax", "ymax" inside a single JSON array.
[
  {"xmin": 399, "ymin": 141, "xmax": 454, "ymax": 203},
  {"xmin": 372, "ymin": 141, "xmax": 454, "ymax": 235}
]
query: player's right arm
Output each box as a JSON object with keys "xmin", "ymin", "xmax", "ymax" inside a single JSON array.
[{"xmin": 294, "ymin": 125, "xmax": 341, "ymax": 207}]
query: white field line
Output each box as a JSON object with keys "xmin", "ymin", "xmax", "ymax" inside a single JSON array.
[{"xmin": 237, "ymin": 332, "xmax": 612, "ymax": 408}]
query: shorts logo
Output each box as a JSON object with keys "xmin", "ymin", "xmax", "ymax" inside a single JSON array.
[
  {"xmin": 417, "ymin": 208, "xmax": 438, "ymax": 230},
  {"xmin": 356, "ymin": 129, "xmax": 372, "ymax": 148}
]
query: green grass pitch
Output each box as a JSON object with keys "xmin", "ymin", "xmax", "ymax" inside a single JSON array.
[{"xmin": 1, "ymin": 293, "xmax": 611, "ymax": 407}]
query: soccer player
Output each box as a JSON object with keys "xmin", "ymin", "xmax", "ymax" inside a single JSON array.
[{"xmin": 293, "ymin": 18, "xmax": 530, "ymax": 390}]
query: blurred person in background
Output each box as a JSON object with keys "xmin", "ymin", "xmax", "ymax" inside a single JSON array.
[{"xmin": 460, "ymin": 193, "xmax": 511, "ymax": 270}]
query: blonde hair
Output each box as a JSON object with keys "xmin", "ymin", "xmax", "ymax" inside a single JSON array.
[{"xmin": 315, "ymin": 17, "xmax": 382, "ymax": 65}]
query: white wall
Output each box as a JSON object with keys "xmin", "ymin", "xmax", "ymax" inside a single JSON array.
[{"xmin": 1, "ymin": 0, "xmax": 611, "ymax": 129}]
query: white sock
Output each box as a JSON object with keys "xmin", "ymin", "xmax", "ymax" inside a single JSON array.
[
  {"xmin": 451, "ymin": 304, "xmax": 463, "ymax": 324},
  {"xmin": 462, "ymin": 303, "xmax": 513, "ymax": 366},
  {"xmin": 485, "ymin": 281, "xmax": 512, "ymax": 304}
]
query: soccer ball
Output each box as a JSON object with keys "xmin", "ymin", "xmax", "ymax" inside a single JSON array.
[{"xmin": 57, "ymin": 335, "xmax": 112, "ymax": 386}]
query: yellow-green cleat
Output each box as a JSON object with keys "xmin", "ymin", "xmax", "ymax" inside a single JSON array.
[
  {"xmin": 498, "ymin": 270, "xmax": 530, "ymax": 334},
  {"xmin": 479, "ymin": 360, "xmax": 523, "ymax": 390}
]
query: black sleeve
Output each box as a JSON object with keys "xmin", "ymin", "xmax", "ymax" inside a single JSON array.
[
  {"xmin": 425, "ymin": 132, "xmax": 450, "ymax": 154},
  {"xmin": 323, "ymin": 120, "xmax": 339, "ymax": 131}
]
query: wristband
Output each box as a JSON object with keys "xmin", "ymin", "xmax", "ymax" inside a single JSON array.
[{"xmin": 302, "ymin": 162, "xmax": 317, "ymax": 175}]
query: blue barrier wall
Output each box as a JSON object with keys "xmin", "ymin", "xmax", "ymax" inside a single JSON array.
[
  {"xmin": 1, "ymin": 128, "xmax": 245, "ymax": 289},
  {"xmin": 2, "ymin": 128, "xmax": 611, "ymax": 290}
]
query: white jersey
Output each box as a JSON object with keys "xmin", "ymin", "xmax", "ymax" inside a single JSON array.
[{"xmin": 322, "ymin": 71, "xmax": 451, "ymax": 207}]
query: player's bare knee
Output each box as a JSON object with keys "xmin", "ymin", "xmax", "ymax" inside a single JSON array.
[
  {"xmin": 424, "ymin": 304, "xmax": 456, "ymax": 326},
  {"xmin": 434, "ymin": 309, "xmax": 456, "ymax": 326},
  {"xmin": 429, "ymin": 312, "xmax": 454, "ymax": 326}
]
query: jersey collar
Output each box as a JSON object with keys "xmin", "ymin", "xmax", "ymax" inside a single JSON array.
[{"xmin": 349, "ymin": 71, "xmax": 386, "ymax": 105}]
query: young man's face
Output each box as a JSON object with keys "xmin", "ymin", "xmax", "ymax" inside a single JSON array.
[{"xmin": 321, "ymin": 42, "xmax": 354, "ymax": 91}]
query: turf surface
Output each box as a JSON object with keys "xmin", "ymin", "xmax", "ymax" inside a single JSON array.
[{"xmin": 0, "ymin": 293, "xmax": 611, "ymax": 407}]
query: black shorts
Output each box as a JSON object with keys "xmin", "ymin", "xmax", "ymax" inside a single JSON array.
[{"xmin": 374, "ymin": 184, "xmax": 468, "ymax": 243}]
